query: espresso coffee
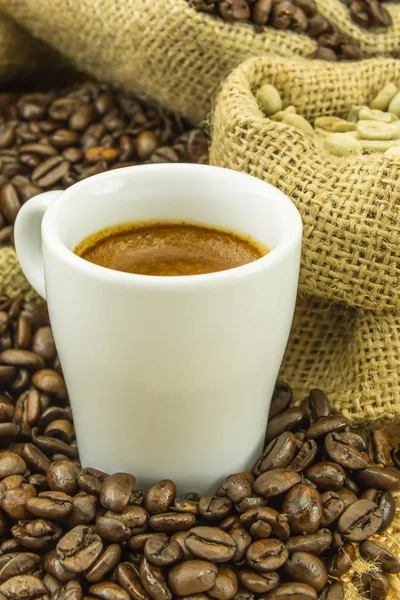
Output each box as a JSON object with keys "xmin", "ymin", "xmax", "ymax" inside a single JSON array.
[{"xmin": 75, "ymin": 222, "xmax": 267, "ymax": 276}]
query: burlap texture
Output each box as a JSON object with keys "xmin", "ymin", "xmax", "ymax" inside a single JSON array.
[
  {"xmin": 0, "ymin": 13, "xmax": 61, "ymax": 84},
  {"xmin": 0, "ymin": 0, "xmax": 315, "ymax": 124},
  {"xmin": 0, "ymin": 247, "xmax": 40, "ymax": 304},
  {"xmin": 210, "ymin": 55, "xmax": 400, "ymax": 311},
  {"xmin": 281, "ymin": 296, "xmax": 400, "ymax": 427}
]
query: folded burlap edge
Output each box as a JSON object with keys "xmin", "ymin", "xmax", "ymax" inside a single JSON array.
[{"xmin": 209, "ymin": 54, "xmax": 400, "ymax": 311}]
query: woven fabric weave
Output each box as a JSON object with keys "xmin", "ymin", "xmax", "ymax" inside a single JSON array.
[
  {"xmin": 210, "ymin": 55, "xmax": 400, "ymax": 311},
  {"xmin": 0, "ymin": 13, "xmax": 59, "ymax": 84}
]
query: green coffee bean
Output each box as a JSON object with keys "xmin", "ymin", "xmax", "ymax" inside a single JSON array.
[
  {"xmin": 357, "ymin": 120, "xmax": 394, "ymax": 140},
  {"xmin": 347, "ymin": 106, "xmax": 362, "ymax": 123},
  {"xmin": 256, "ymin": 84, "xmax": 282, "ymax": 117},
  {"xmin": 358, "ymin": 107, "xmax": 392, "ymax": 123},
  {"xmin": 388, "ymin": 92, "xmax": 400, "ymax": 117},
  {"xmin": 383, "ymin": 146, "xmax": 400, "ymax": 157},
  {"xmin": 324, "ymin": 133, "xmax": 362, "ymax": 156},
  {"xmin": 361, "ymin": 139, "xmax": 399, "ymax": 153},
  {"xmin": 371, "ymin": 83, "xmax": 398, "ymax": 111},
  {"xmin": 315, "ymin": 117, "xmax": 346, "ymax": 132},
  {"xmin": 281, "ymin": 113, "xmax": 314, "ymax": 137},
  {"xmin": 271, "ymin": 106, "xmax": 296, "ymax": 121}
]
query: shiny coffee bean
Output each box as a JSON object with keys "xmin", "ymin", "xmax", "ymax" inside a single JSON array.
[
  {"xmin": 238, "ymin": 569, "xmax": 279, "ymax": 594},
  {"xmin": 264, "ymin": 582, "xmax": 317, "ymax": 599},
  {"xmin": 305, "ymin": 462, "xmax": 345, "ymax": 491},
  {"xmin": 100, "ymin": 473, "xmax": 135, "ymax": 512},
  {"xmin": 268, "ymin": 381, "xmax": 293, "ymax": 419},
  {"xmin": 144, "ymin": 533, "xmax": 182, "ymax": 566},
  {"xmin": 116, "ymin": 561, "xmax": 150, "ymax": 600},
  {"xmin": 141, "ymin": 557, "xmax": 173, "ymax": 600},
  {"xmin": 230, "ymin": 528, "xmax": 252, "ymax": 563},
  {"xmin": 357, "ymin": 465, "xmax": 400, "ymax": 491},
  {"xmin": 199, "ymin": 496, "xmax": 233, "ymax": 520},
  {"xmin": 254, "ymin": 432, "xmax": 297, "ymax": 474},
  {"xmin": 282, "ymin": 484, "xmax": 322, "ymax": 534},
  {"xmin": 290, "ymin": 440, "xmax": 318, "ymax": 472},
  {"xmin": 217, "ymin": 474, "xmax": 253, "ymax": 503},
  {"xmin": 46, "ymin": 460, "xmax": 79, "ymax": 494},
  {"xmin": 285, "ymin": 529, "xmax": 332, "ymax": 555},
  {"xmin": 338, "ymin": 499, "xmax": 382, "ymax": 542},
  {"xmin": 77, "ymin": 467, "xmax": 108, "ymax": 496},
  {"xmin": 305, "ymin": 416, "xmax": 348, "ymax": 439},
  {"xmin": 265, "ymin": 408, "xmax": 304, "ymax": 442},
  {"xmin": 174, "ymin": 492, "xmax": 200, "ymax": 514},
  {"xmin": 144, "ymin": 480, "xmax": 176, "ymax": 514},
  {"xmin": 328, "ymin": 541, "xmax": 355, "ymax": 576},
  {"xmin": 358, "ymin": 572, "xmax": 390, "ymax": 600},
  {"xmin": 56, "ymin": 526, "xmax": 103, "ymax": 573},
  {"xmin": 254, "ymin": 469, "xmax": 301, "ymax": 497},
  {"xmin": 284, "ymin": 552, "xmax": 327, "ymax": 592},
  {"xmin": 246, "ymin": 539, "xmax": 288, "ymax": 572},
  {"xmin": 319, "ymin": 491, "xmax": 344, "ymax": 526},
  {"xmin": 301, "ymin": 389, "xmax": 330, "ymax": 423},
  {"xmin": 240, "ymin": 507, "xmax": 290, "ymax": 540},
  {"xmin": 149, "ymin": 512, "xmax": 195, "ymax": 532},
  {"xmin": 185, "ymin": 527, "xmax": 236, "ymax": 562},
  {"xmin": 360, "ymin": 540, "xmax": 400, "ymax": 574},
  {"xmin": 168, "ymin": 559, "xmax": 217, "ymax": 596},
  {"xmin": 325, "ymin": 432, "xmax": 368, "ymax": 470},
  {"xmin": 208, "ymin": 567, "xmax": 238, "ymax": 600}
]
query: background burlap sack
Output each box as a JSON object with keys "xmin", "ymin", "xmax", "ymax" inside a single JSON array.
[
  {"xmin": 1, "ymin": 247, "xmax": 400, "ymax": 596},
  {"xmin": 0, "ymin": 13, "xmax": 63, "ymax": 84},
  {"xmin": 2, "ymin": 1, "xmax": 400, "ymax": 123},
  {"xmin": 210, "ymin": 55, "xmax": 400, "ymax": 311}
]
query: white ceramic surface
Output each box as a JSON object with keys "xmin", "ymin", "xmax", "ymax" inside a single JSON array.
[{"xmin": 15, "ymin": 164, "xmax": 302, "ymax": 493}]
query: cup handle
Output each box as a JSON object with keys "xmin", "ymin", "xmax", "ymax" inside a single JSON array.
[{"xmin": 14, "ymin": 191, "xmax": 62, "ymax": 300}]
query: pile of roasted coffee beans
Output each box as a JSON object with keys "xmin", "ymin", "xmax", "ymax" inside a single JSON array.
[
  {"xmin": 0, "ymin": 294, "xmax": 400, "ymax": 599},
  {"xmin": 340, "ymin": 0, "xmax": 392, "ymax": 28},
  {"xmin": 0, "ymin": 82, "xmax": 209, "ymax": 245},
  {"xmin": 190, "ymin": 0, "xmax": 363, "ymax": 61}
]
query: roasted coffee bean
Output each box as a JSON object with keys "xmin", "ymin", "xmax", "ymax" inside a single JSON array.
[
  {"xmin": 357, "ymin": 464, "xmax": 400, "ymax": 491},
  {"xmin": 265, "ymin": 408, "xmax": 304, "ymax": 442},
  {"xmin": 100, "ymin": 473, "xmax": 135, "ymax": 512},
  {"xmin": 282, "ymin": 484, "xmax": 322, "ymax": 534},
  {"xmin": 254, "ymin": 432, "xmax": 297, "ymax": 474},
  {"xmin": 0, "ymin": 451, "xmax": 26, "ymax": 479},
  {"xmin": 285, "ymin": 529, "xmax": 331, "ymax": 555},
  {"xmin": 305, "ymin": 462, "xmax": 345, "ymax": 491},
  {"xmin": 199, "ymin": 496, "xmax": 233, "ymax": 520},
  {"xmin": 44, "ymin": 548, "xmax": 76, "ymax": 582},
  {"xmin": 12, "ymin": 519, "xmax": 63, "ymax": 550},
  {"xmin": 240, "ymin": 507, "xmax": 290, "ymax": 540},
  {"xmin": 338, "ymin": 499, "xmax": 382, "ymax": 541},
  {"xmin": 168, "ymin": 559, "xmax": 217, "ymax": 595},
  {"xmin": 328, "ymin": 541, "xmax": 355, "ymax": 577},
  {"xmin": 249, "ymin": 520, "xmax": 272, "ymax": 539},
  {"xmin": 26, "ymin": 491, "xmax": 73, "ymax": 519},
  {"xmin": 268, "ymin": 381, "xmax": 292, "ymax": 419},
  {"xmin": 305, "ymin": 416, "xmax": 348, "ymax": 439},
  {"xmin": 46, "ymin": 460, "xmax": 79, "ymax": 494},
  {"xmin": 238, "ymin": 569, "xmax": 279, "ymax": 594},
  {"xmin": 149, "ymin": 511, "xmax": 195, "ymax": 532},
  {"xmin": 14, "ymin": 389, "xmax": 40, "ymax": 429},
  {"xmin": 284, "ymin": 552, "xmax": 327, "ymax": 592},
  {"xmin": 96, "ymin": 516, "xmax": 131, "ymax": 542},
  {"xmin": 264, "ymin": 582, "xmax": 317, "ymax": 599},
  {"xmin": 21, "ymin": 444, "xmax": 52, "ymax": 474},
  {"xmin": 44, "ymin": 419, "xmax": 74, "ymax": 443},
  {"xmin": 140, "ymin": 557, "xmax": 172, "ymax": 600},
  {"xmin": 1, "ymin": 484, "xmax": 37, "ymax": 520},
  {"xmin": 144, "ymin": 480, "xmax": 176, "ymax": 514},
  {"xmin": 77, "ymin": 468, "xmax": 108, "ymax": 496},
  {"xmin": 68, "ymin": 493, "xmax": 97, "ymax": 527},
  {"xmin": 31, "ymin": 327, "xmax": 56, "ymax": 361},
  {"xmin": 319, "ymin": 581, "xmax": 344, "ymax": 600},
  {"xmin": 89, "ymin": 581, "xmax": 130, "ymax": 600},
  {"xmin": 0, "ymin": 552, "xmax": 41, "ymax": 584},
  {"xmin": 0, "ymin": 574, "xmax": 47, "ymax": 599},
  {"xmin": 105, "ymin": 504, "xmax": 148, "ymax": 529},
  {"xmin": 325, "ymin": 432, "xmax": 368, "ymax": 470},
  {"xmin": 185, "ymin": 527, "xmax": 236, "ymax": 562},
  {"xmin": 32, "ymin": 369, "xmax": 67, "ymax": 399},
  {"xmin": 208, "ymin": 566, "xmax": 238, "ymax": 600},
  {"xmin": 361, "ymin": 489, "xmax": 396, "ymax": 531},
  {"xmin": 290, "ymin": 440, "xmax": 318, "ymax": 472},
  {"xmin": 115, "ymin": 562, "xmax": 150, "ymax": 600},
  {"xmin": 0, "ymin": 349, "xmax": 43, "ymax": 370},
  {"xmin": 301, "ymin": 389, "xmax": 330, "ymax": 423},
  {"xmin": 246, "ymin": 539, "xmax": 288, "ymax": 572},
  {"xmin": 56, "ymin": 526, "xmax": 103, "ymax": 573},
  {"xmin": 358, "ymin": 572, "xmax": 390, "ymax": 600},
  {"xmin": 360, "ymin": 540, "xmax": 400, "ymax": 574},
  {"xmin": 144, "ymin": 533, "xmax": 182, "ymax": 566},
  {"xmin": 235, "ymin": 496, "xmax": 264, "ymax": 514},
  {"xmin": 229, "ymin": 528, "xmax": 252, "ymax": 563},
  {"xmin": 254, "ymin": 469, "xmax": 301, "ymax": 497},
  {"xmin": 217, "ymin": 474, "xmax": 253, "ymax": 503},
  {"xmin": 371, "ymin": 430, "xmax": 392, "ymax": 466},
  {"xmin": 319, "ymin": 491, "xmax": 345, "ymax": 526},
  {"xmin": 337, "ymin": 487, "xmax": 358, "ymax": 509}
]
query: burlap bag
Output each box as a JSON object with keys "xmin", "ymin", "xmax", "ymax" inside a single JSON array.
[
  {"xmin": 2, "ymin": 1, "xmax": 400, "ymax": 123},
  {"xmin": 210, "ymin": 55, "xmax": 400, "ymax": 311},
  {"xmin": 1, "ymin": 247, "xmax": 400, "ymax": 597},
  {"xmin": 0, "ymin": 13, "xmax": 62, "ymax": 84}
]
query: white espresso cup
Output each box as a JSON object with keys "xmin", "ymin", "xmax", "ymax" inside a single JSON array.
[{"xmin": 15, "ymin": 164, "xmax": 302, "ymax": 494}]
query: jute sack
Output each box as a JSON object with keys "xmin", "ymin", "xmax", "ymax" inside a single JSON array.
[
  {"xmin": 210, "ymin": 55, "xmax": 400, "ymax": 311},
  {"xmin": 2, "ymin": 1, "xmax": 400, "ymax": 123},
  {"xmin": 281, "ymin": 296, "xmax": 400, "ymax": 428},
  {"xmin": 1, "ymin": 247, "xmax": 400, "ymax": 596},
  {"xmin": 0, "ymin": 13, "xmax": 61, "ymax": 84}
]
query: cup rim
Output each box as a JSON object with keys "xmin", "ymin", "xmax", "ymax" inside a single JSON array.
[{"xmin": 42, "ymin": 163, "xmax": 302, "ymax": 288}]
